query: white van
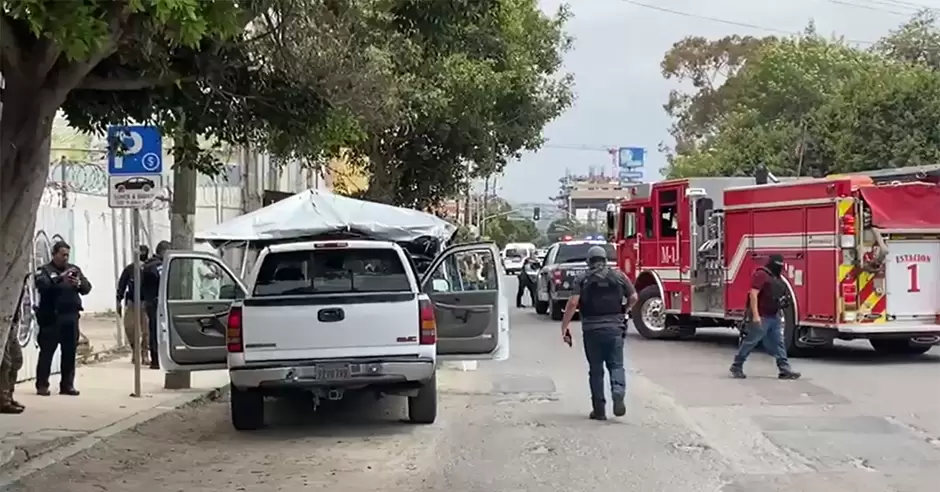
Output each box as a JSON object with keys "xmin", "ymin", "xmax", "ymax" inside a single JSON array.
[{"xmin": 501, "ymin": 243, "xmax": 536, "ymax": 275}]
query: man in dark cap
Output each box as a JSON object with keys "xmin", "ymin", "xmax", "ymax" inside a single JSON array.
[
  {"xmin": 141, "ymin": 240, "xmax": 171, "ymax": 369},
  {"xmin": 117, "ymin": 245, "xmax": 151, "ymax": 365},
  {"xmin": 561, "ymin": 245, "xmax": 637, "ymax": 421},
  {"xmin": 730, "ymin": 254, "xmax": 802, "ymax": 380}
]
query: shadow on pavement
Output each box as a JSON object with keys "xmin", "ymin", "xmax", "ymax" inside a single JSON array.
[{"xmin": 197, "ymin": 392, "xmax": 422, "ymax": 442}]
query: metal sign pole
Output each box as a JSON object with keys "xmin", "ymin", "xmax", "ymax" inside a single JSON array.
[{"xmin": 131, "ymin": 208, "xmax": 142, "ymax": 398}]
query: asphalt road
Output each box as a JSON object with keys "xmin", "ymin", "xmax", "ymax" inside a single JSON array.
[{"xmin": 11, "ymin": 277, "xmax": 940, "ymax": 491}]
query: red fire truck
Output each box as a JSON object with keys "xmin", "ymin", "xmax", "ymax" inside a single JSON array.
[{"xmin": 608, "ymin": 166, "xmax": 940, "ymax": 356}]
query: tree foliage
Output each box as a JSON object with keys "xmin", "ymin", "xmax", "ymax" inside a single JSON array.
[
  {"xmin": 0, "ymin": 0, "xmax": 574, "ymax": 352},
  {"xmin": 659, "ymin": 12, "xmax": 940, "ymax": 179}
]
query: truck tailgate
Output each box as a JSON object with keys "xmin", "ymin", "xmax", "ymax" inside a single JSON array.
[{"xmin": 240, "ymin": 293, "xmax": 420, "ymax": 362}]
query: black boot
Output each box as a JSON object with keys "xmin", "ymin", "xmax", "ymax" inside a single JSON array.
[
  {"xmin": 729, "ymin": 365, "xmax": 746, "ymax": 379},
  {"xmin": 778, "ymin": 368, "xmax": 801, "ymax": 380},
  {"xmin": 589, "ymin": 400, "xmax": 607, "ymax": 420}
]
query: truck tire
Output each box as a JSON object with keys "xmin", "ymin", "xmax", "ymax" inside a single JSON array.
[
  {"xmin": 869, "ymin": 339, "xmax": 932, "ymax": 356},
  {"xmin": 781, "ymin": 304, "xmax": 809, "ymax": 357},
  {"xmin": 550, "ymin": 300, "xmax": 565, "ymax": 321},
  {"xmin": 408, "ymin": 373, "xmax": 438, "ymax": 424},
  {"xmin": 230, "ymin": 385, "xmax": 265, "ymax": 431},
  {"xmin": 535, "ymin": 300, "xmax": 549, "ymax": 315},
  {"xmin": 631, "ymin": 286, "xmax": 673, "ymax": 339}
]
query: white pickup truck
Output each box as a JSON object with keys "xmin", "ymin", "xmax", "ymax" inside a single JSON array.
[{"xmin": 157, "ymin": 240, "xmax": 508, "ymax": 430}]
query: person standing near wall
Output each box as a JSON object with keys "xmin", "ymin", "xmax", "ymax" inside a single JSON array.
[
  {"xmin": 34, "ymin": 241, "xmax": 92, "ymax": 397},
  {"xmin": 141, "ymin": 241, "xmax": 170, "ymax": 370},
  {"xmin": 116, "ymin": 245, "xmax": 151, "ymax": 365}
]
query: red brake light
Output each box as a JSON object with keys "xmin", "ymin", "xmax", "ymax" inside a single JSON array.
[
  {"xmin": 419, "ymin": 299, "xmax": 436, "ymax": 345},
  {"xmin": 841, "ymin": 214, "xmax": 856, "ymax": 235},
  {"xmin": 226, "ymin": 306, "xmax": 243, "ymax": 353}
]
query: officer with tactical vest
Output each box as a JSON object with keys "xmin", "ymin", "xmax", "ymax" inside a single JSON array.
[
  {"xmin": 730, "ymin": 254, "xmax": 802, "ymax": 380},
  {"xmin": 561, "ymin": 245, "xmax": 638, "ymax": 420}
]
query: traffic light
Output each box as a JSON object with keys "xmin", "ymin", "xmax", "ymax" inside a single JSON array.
[{"xmin": 532, "ymin": 207, "xmax": 540, "ymax": 221}]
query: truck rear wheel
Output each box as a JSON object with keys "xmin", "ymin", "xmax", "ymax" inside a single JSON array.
[
  {"xmin": 869, "ymin": 339, "xmax": 932, "ymax": 356},
  {"xmin": 408, "ymin": 373, "xmax": 438, "ymax": 424},
  {"xmin": 632, "ymin": 286, "xmax": 674, "ymax": 339},
  {"xmin": 781, "ymin": 304, "xmax": 811, "ymax": 357},
  {"xmin": 230, "ymin": 385, "xmax": 265, "ymax": 431}
]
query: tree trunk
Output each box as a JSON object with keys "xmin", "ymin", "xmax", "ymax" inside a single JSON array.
[
  {"xmin": 0, "ymin": 86, "xmax": 58, "ymax": 356},
  {"xmin": 364, "ymin": 145, "xmax": 397, "ymax": 204}
]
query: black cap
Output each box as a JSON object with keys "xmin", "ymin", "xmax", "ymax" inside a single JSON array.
[
  {"xmin": 155, "ymin": 240, "xmax": 171, "ymax": 255},
  {"xmin": 767, "ymin": 254, "xmax": 784, "ymax": 266}
]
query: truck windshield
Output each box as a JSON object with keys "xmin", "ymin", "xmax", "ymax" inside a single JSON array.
[
  {"xmin": 252, "ymin": 248, "xmax": 412, "ymax": 296},
  {"xmin": 556, "ymin": 243, "xmax": 616, "ymax": 264}
]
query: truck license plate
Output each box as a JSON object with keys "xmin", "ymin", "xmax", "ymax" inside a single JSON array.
[{"xmin": 315, "ymin": 364, "xmax": 350, "ymax": 380}]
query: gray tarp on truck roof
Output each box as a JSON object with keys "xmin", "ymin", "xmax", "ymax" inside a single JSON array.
[{"xmin": 195, "ymin": 189, "xmax": 456, "ymax": 244}]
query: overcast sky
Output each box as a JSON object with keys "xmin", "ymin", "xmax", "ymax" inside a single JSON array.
[{"xmin": 497, "ymin": 0, "xmax": 934, "ymax": 203}]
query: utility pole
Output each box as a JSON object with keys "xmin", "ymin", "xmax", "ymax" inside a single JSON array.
[
  {"xmin": 481, "ymin": 175, "xmax": 490, "ymax": 236},
  {"xmin": 165, "ymin": 115, "xmax": 196, "ymax": 390}
]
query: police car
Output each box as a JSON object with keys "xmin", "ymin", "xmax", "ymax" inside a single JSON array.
[{"xmin": 534, "ymin": 238, "xmax": 616, "ymax": 320}]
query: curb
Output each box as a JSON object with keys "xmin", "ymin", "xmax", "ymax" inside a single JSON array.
[{"xmin": 0, "ymin": 384, "xmax": 230, "ymax": 488}]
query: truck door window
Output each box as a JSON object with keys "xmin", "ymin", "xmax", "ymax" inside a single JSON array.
[
  {"xmin": 657, "ymin": 189, "xmax": 679, "ymax": 238},
  {"xmin": 428, "ymin": 250, "xmax": 498, "ymax": 293},
  {"xmin": 167, "ymin": 258, "xmax": 240, "ymax": 301},
  {"xmin": 643, "ymin": 207, "xmax": 654, "ymax": 238},
  {"xmin": 253, "ymin": 248, "xmax": 412, "ymax": 296},
  {"xmin": 621, "ymin": 211, "xmax": 637, "ymax": 239}
]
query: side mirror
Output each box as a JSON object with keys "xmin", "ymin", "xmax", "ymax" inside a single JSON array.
[
  {"xmin": 695, "ymin": 198, "xmax": 714, "ymax": 227},
  {"xmin": 431, "ymin": 278, "xmax": 450, "ymax": 292}
]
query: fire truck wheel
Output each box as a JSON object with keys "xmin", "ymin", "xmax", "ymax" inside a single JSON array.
[
  {"xmin": 869, "ymin": 339, "xmax": 932, "ymax": 356},
  {"xmin": 632, "ymin": 286, "xmax": 673, "ymax": 339},
  {"xmin": 535, "ymin": 300, "xmax": 549, "ymax": 315},
  {"xmin": 780, "ymin": 304, "xmax": 808, "ymax": 357}
]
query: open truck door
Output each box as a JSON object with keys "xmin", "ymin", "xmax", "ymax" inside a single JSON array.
[
  {"xmin": 618, "ymin": 206, "xmax": 640, "ymax": 282},
  {"xmin": 158, "ymin": 251, "xmax": 247, "ymax": 372},
  {"xmin": 420, "ymin": 242, "xmax": 509, "ymax": 361}
]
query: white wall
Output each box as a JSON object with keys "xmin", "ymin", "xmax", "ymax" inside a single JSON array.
[{"xmin": 35, "ymin": 185, "xmax": 242, "ymax": 313}]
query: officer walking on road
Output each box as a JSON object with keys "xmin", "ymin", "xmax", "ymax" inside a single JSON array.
[
  {"xmin": 34, "ymin": 241, "xmax": 92, "ymax": 396},
  {"xmin": 141, "ymin": 240, "xmax": 170, "ymax": 370},
  {"xmin": 116, "ymin": 245, "xmax": 151, "ymax": 365},
  {"xmin": 515, "ymin": 256, "xmax": 538, "ymax": 308},
  {"xmin": 730, "ymin": 254, "xmax": 802, "ymax": 380},
  {"xmin": 561, "ymin": 245, "xmax": 638, "ymax": 420}
]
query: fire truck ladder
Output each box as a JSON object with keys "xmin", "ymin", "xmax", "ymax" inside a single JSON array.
[{"xmin": 831, "ymin": 164, "xmax": 940, "ymax": 184}]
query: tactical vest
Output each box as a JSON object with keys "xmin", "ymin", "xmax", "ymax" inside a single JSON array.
[
  {"xmin": 579, "ymin": 269, "xmax": 624, "ymax": 318},
  {"xmin": 745, "ymin": 266, "xmax": 790, "ymax": 319}
]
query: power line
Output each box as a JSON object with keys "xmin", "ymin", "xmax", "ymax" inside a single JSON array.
[
  {"xmin": 828, "ymin": 0, "xmax": 911, "ymax": 16},
  {"xmin": 615, "ymin": 0, "xmax": 876, "ymax": 45}
]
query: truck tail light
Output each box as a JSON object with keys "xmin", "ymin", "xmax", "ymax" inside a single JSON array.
[
  {"xmin": 226, "ymin": 306, "xmax": 244, "ymax": 353},
  {"xmin": 840, "ymin": 213, "xmax": 857, "ymax": 248},
  {"xmin": 552, "ymin": 270, "xmax": 562, "ymax": 284},
  {"xmin": 419, "ymin": 299, "xmax": 437, "ymax": 345}
]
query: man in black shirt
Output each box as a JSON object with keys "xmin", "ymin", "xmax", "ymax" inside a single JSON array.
[
  {"xmin": 116, "ymin": 245, "xmax": 150, "ymax": 364},
  {"xmin": 34, "ymin": 241, "xmax": 91, "ymax": 396},
  {"xmin": 141, "ymin": 241, "xmax": 170, "ymax": 369}
]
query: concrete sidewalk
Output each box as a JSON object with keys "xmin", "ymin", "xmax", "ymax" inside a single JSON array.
[{"xmin": 0, "ymin": 356, "xmax": 228, "ymax": 486}]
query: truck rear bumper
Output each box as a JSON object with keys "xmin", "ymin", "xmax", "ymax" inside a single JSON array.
[{"xmin": 230, "ymin": 358, "xmax": 435, "ymax": 390}]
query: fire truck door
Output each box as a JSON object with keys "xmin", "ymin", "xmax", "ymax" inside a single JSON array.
[{"xmin": 619, "ymin": 207, "xmax": 640, "ymax": 281}]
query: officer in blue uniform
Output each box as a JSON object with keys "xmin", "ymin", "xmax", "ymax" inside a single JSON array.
[
  {"xmin": 561, "ymin": 245, "xmax": 638, "ymax": 420},
  {"xmin": 34, "ymin": 241, "xmax": 91, "ymax": 396}
]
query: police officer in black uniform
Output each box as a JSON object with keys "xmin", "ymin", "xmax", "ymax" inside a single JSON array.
[
  {"xmin": 141, "ymin": 240, "xmax": 170, "ymax": 370},
  {"xmin": 34, "ymin": 240, "xmax": 91, "ymax": 396},
  {"xmin": 515, "ymin": 256, "xmax": 538, "ymax": 308},
  {"xmin": 561, "ymin": 245, "xmax": 637, "ymax": 420}
]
